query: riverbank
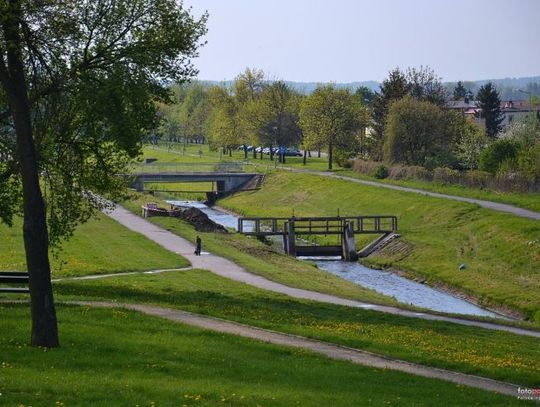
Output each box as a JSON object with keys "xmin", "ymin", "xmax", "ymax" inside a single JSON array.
[{"xmin": 220, "ymin": 170, "xmax": 540, "ymax": 323}]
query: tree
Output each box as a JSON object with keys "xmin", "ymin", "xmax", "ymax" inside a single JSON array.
[
  {"xmin": 0, "ymin": 0, "xmax": 207, "ymax": 347},
  {"xmin": 299, "ymin": 85, "xmax": 365, "ymax": 170},
  {"xmin": 452, "ymin": 118, "xmax": 488, "ymax": 169},
  {"xmin": 406, "ymin": 66, "xmax": 447, "ymax": 107},
  {"xmin": 476, "ymin": 83, "xmax": 504, "ymax": 139},
  {"xmin": 383, "ymin": 96, "xmax": 450, "ymax": 168},
  {"xmin": 453, "ymin": 81, "xmax": 467, "ymax": 100},
  {"xmin": 371, "ymin": 68, "xmax": 409, "ymax": 160},
  {"xmin": 247, "ymin": 81, "xmax": 302, "ymax": 162},
  {"xmin": 354, "ymin": 86, "xmax": 375, "ymax": 106}
]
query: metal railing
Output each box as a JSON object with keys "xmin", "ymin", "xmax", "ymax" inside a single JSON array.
[
  {"xmin": 238, "ymin": 215, "xmax": 397, "ymax": 236},
  {"xmin": 131, "ymin": 161, "xmax": 247, "ymax": 174}
]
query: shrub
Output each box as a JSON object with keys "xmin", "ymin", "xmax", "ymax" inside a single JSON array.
[
  {"xmin": 479, "ymin": 139, "xmax": 520, "ymax": 174},
  {"xmin": 433, "ymin": 167, "xmax": 460, "ymax": 184},
  {"xmin": 373, "ymin": 165, "xmax": 389, "ymax": 179}
]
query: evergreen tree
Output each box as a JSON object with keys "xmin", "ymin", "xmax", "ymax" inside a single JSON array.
[
  {"xmin": 371, "ymin": 68, "xmax": 409, "ymax": 160},
  {"xmin": 453, "ymin": 81, "xmax": 467, "ymax": 100},
  {"xmin": 477, "ymin": 83, "xmax": 504, "ymax": 139}
]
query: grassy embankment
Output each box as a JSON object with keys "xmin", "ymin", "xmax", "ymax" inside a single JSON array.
[
  {"xmin": 0, "ymin": 212, "xmax": 188, "ymax": 277},
  {"xmin": 1, "ymin": 304, "xmax": 526, "ymax": 406},
  {"xmin": 220, "ymin": 171, "xmax": 540, "ymax": 322},
  {"xmin": 55, "ymin": 270, "xmax": 540, "ymax": 387},
  {"xmin": 123, "ymin": 192, "xmax": 393, "ymax": 305},
  {"xmin": 142, "ymin": 142, "xmax": 540, "ymax": 212}
]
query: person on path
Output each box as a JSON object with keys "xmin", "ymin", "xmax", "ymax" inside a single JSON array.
[{"xmin": 195, "ymin": 236, "xmax": 202, "ymax": 256}]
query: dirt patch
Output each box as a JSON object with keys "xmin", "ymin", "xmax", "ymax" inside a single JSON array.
[{"xmin": 177, "ymin": 207, "xmax": 228, "ymax": 233}]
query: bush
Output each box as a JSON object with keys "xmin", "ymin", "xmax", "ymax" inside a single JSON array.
[
  {"xmin": 479, "ymin": 139, "xmax": 520, "ymax": 174},
  {"xmin": 373, "ymin": 165, "xmax": 389, "ymax": 179},
  {"xmin": 433, "ymin": 167, "xmax": 460, "ymax": 184}
]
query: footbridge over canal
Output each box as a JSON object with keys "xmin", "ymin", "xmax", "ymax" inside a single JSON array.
[
  {"xmin": 131, "ymin": 172, "xmax": 264, "ymax": 202},
  {"xmin": 238, "ymin": 215, "xmax": 398, "ymax": 261}
]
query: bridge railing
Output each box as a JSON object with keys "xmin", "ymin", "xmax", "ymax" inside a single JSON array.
[
  {"xmin": 238, "ymin": 216, "xmax": 398, "ymax": 236},
  {"xmin": 131, "ymin": 161, "xmax": 247, "ymax": 174}
]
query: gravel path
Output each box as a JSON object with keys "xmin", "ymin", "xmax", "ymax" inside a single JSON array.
[
  {"xmin": 71, "ymin": 300, "xmax": 522, "ymax": 397},
  {"xmin": 103, "ymin": 205, "xmax": 540, "ymax": 339},
  {"xmin": 285, "ymin": 167, "xmax": 540, "ymax": 220}
]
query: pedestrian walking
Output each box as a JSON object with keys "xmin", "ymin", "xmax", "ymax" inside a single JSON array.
[{"xmin": 195, "ymin": 235, "xmax": 202, "ymax": 256}]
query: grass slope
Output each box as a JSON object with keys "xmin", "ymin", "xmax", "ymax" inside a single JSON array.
[
  {"xmin": 221, "ymin": 171, "xmax": 540, "ymax": 321},
  {"xmin": 0, "ymin": 212, "xmax": 189, "ymax": 277},
  {"xmin": 55, "ymin": 270, "xmax": 540, "ymax": 387},
  {"xmin": 1, "ymin": 304, "xmax": 525, "ymax": 406},
  {"xmin": 123, "ymin": 192, "xmax": 396, "ymax": 306}
]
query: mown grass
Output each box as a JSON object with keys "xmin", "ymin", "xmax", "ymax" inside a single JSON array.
[
  {"xmin": 0, "ymin": 212, "xmax": 189, "ymax": 277},
  {"xmin": 1, "ymin": 304, "xmax": 525, "ymax": 406},
  {"xmin": 220, "ymin": 171, "xmax": 540, "ymax": 322},
  {"xmin": 123, "ymin": 192, "xmax": 397, "ymax": 306},
  {"xmin": 142, "ymin": 143, "xmax": 540, "ymax": 212},
  {"xmin": 54, "ymin": 270, "xmax": 540, "ymax": 387}
]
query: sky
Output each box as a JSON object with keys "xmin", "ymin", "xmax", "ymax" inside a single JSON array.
[{"xmin": 185, "ymin": 0, "xmax": 540, "ymax": 83}]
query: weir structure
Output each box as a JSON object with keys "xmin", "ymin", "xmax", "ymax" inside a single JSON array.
[{"xmin": 237, "ymin": 215, "xmax": 398, "ymax": 261}]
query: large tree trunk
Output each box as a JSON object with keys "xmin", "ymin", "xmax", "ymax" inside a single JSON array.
[
  {"xmin": 328, "ymin": 142, "xmax": 333, "ymax": 170},
  {"xmin": 1, "ymin": 0, "xmax": 59, "ymax": 348}
]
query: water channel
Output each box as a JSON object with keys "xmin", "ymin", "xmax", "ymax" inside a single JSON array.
[{"xmin": 167, "ymin": 200, "xmax": 502, "ymax": 318}]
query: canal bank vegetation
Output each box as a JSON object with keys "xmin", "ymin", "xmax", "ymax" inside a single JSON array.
[
  {"xmin": 123, "ymin": 193, "xmax": 395, "ymax": 305},
  {"xmin": 54, "ymin": 269, "xmax": 540, "ymax": 387},
  {"xmin": 0, "ymin": 212, "xmax": 188, "ymax": 277},
  {"xmin": 220, "ymin": 171, "xmax": 540, "ymax": 323},
  {"xmin": 1, "ymin": 304, "xmax": 524, "ymax": 407}
]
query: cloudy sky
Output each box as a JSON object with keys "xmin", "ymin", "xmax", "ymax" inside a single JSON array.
[{"xmin": 186, "ymin": 0, "xmax": 540, "ymax": 83}]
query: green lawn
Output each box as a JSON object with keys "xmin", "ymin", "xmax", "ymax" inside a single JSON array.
[
  {"xmin": 220, "ymin": 171, "xmax": 540, "ymax": 322},
  {"xmin": 141, "ymin": 143, "xmax": 540, "ymax": 212},
  {"xmin": 54, "ymin": 270, "xmax": 540, "ymax": 387},
  {"xmin": 123, "ymin": 192, "xmax": 397, "ymax": 306},
  {"xmin": 0, "ymin": 304, "xmax": 524, "ymax": 406},
  {"xmin": 0, "ymin": 212, "xmax": 189, "ymax": 277}
]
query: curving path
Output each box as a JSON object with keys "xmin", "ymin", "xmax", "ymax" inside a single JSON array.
[
  {"xmin": 104, "ymin": 204, "xmax": 540, "ymax": 339},
  {"xmin": 71, "ymin": 300, "xmax": 522, "ymax": 397},
  {"xmin": 283, "ymin": 167, "xmax": 540, "ymax": 220}
]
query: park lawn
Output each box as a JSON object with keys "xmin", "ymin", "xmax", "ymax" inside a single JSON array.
[
  {"xmin": 0, "ymin": 211, "xmax": 189, "ymax": 277},
  {"xmin": 0, "ymin": 304, "xmax": 524, "ymax": 407},
  {"xmin": 144, "ymin": 181, "xmax": 215, "ymax": 201},
  {"xmin": 123, "ymin": 192, "xmax": 397, "ymax": 306},
  {"xmin": 141, "ymin": 142, "xmax": 540, "ymax": 212},
  {"xmin": 336, "ymin": 169, "xmax": 540, "ymax": 213},
  {"xmin": 220, "ymin": 171, "xmax": 540, "ymax": 322},
  {"xmin": 54, "ymin": 270, "xmax": 540, "ymax": 387}
]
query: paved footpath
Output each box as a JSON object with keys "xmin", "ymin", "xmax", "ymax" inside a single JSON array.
[
  {"xmin": 283, "ymin": 167, "xmax": 540, "ymax": 220},
  {"xmin": 105, "ymin": 205, "xmax": 540, "ymax": 339},
  {"xmin": 72, "ymin": 300, "xmax": 521, "ymax": 397}
]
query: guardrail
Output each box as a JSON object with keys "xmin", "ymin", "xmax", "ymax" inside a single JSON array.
[{"xmin": 131, "ymin": 161, "xmax": 248, "ymax": 174}]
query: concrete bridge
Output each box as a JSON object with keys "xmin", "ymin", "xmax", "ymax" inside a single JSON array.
[{"xmin": 131, "ymin": 172, "xmax": 263, "ymax": 202}]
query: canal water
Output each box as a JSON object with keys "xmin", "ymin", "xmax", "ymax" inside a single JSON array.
[{"xmin": 167, "ymin": 200, "xmax": 501, "ymax": 318}]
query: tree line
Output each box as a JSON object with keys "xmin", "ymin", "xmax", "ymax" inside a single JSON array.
[{"xmin": 156, "ymin": 68, "xmax": 370, "ymax": 169}]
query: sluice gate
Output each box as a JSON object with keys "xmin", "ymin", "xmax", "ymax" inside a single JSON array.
[{"xmin": 237, "ymin": 216, "xmax": 398, "ymax": 261}]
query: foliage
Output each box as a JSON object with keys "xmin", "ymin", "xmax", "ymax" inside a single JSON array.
[
  {"xmin": 383, "ymin": 96, "xmax": 451, "ymax": 168},
  {"xmin": 371, "ymin": 68, "xmax": 410, "ymax": 160},
  {"xmin": 452, "ymin": 117, "xmax": 489, "ymax": 169},
  {"xmin": 354, "ymin": 85, "xmax": 376, "ymax": 106},
  {"xmin": 406, "ymin": 66, "xmax": 448, "ymax": 106},
  {"xmin": 0, "ymin": 0, "xmax": 207, "ymax": 243},
  {"xmin": 300, "ymin": 85, "xmax": 366, "ymax": 169},
  {"xmin": 479, "ymin": 139, "xmax": 520, "ymax": 174},
  {"xmin": 453, "ymin": 81, "xmax": 468, "ymax": 100},
  {"xmin": 476, "ymin": 83, "xmax": 504, "ymax": 139},
  {"xmin": 373, "ymin": 164, "xmax": 389, "ymax": 179}
]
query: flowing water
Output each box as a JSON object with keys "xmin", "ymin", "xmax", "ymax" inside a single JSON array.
[{"xmin": 167, "ymin": 200, "xmax": 502, "ymax": 318}]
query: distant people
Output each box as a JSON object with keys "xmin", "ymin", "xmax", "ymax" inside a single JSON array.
[{"xmin": 195, "ymin": 235, "xmax": 202, "ymax": 256}]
